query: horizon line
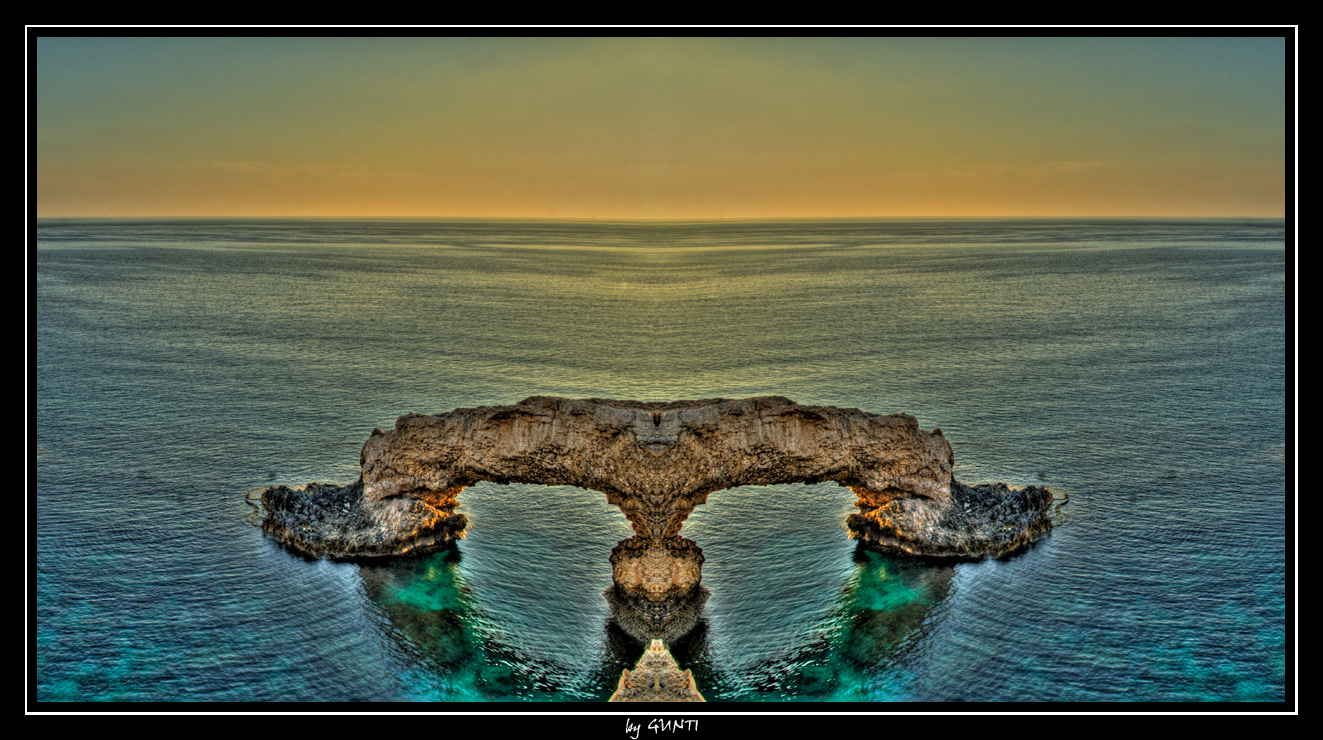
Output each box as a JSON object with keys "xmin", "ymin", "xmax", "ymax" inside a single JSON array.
[{"xmin": 35, "ymin": 214, "xmax": 1288, "ymax": 223}]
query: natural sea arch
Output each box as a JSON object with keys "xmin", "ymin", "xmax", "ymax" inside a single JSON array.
[{"xmin": 260, "ymin": 396, "xmax": 1053, "ymax": 643}]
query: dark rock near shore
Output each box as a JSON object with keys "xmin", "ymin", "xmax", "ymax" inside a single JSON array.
[
  {"xmin": 260, "ymin": 480, "xmax": 465, "ymax": 560},
  {"xmin": 847, "ymin": 480, "xmax": 1054, "ymax": 560}
]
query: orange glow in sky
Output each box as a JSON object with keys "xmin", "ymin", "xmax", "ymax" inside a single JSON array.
[{"xmin": 35, "ymin": 36, "xmax": 1289, "ymax": 219}]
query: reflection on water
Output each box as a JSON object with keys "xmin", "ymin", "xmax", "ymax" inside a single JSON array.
[
  {"xmin": 677, "ymin": 548, "xmax": 955, "ymax": 701},
  {"xmin": 354, "ymin": 515, "xmax": 959, "ymax": 702},
  {"xmin": 359, "ymin": 550, "xmax": 477, "ymax": 668},
  {"xmin": 349, "ymin": 477, "xmax": 969, "ymax": 701},
  {"xmin": 843, "ymin": 551, "xmax": 954, "ymax": 667},
  {"xmin": 358, "ymin": 549, "xmax": 640, "ymax": 701}
]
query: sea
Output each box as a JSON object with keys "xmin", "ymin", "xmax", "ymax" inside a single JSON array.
[{"xmin": 33, "ymin": 218, "xmax": 1290, "ymax": 707}]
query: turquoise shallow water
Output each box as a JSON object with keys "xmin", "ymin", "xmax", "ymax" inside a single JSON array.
[{"xmin": 34, "ymin": 218, "xmax": 1289, "ymax": 705}]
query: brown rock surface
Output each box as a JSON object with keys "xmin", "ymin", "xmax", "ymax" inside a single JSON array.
[
  {"xmin": 357, "ymin": 396, "xmax": 956, "ymax": 518},
  {"xmin": 608, "ymin": 639, "xmax": 705, "ymax": 702}
]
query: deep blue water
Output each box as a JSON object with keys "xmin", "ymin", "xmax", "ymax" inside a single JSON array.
[{"xmin": 34, "ymin": 218, "xmax": 1289, "ymax": 705}]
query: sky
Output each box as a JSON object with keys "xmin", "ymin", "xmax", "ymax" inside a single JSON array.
[{"xmin": 33, "ymin": 36, "xmax": 1290, "ymax": 219}]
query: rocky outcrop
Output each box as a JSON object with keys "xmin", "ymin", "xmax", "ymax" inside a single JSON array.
[
  {"xmin": 260, "ymin": 396, "xmax": 1053, "ymax": 640},
  {"xmin": 608, "ymin": 639, "xmax": 705, "ymax": 702},
  {"xmin": 259, "ymin": 480, "xmax": 466, "ymax": 560},
  {"xmin": 848, "ymin": 479, "xmax": 1054, "ymax": 560}
]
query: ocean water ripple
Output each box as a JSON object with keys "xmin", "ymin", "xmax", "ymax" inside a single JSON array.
[{"xmin": 36, "ymin": 218, "xmax": 1287, "ymax": 703}]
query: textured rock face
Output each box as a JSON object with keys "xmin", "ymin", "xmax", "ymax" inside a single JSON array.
[
  {"xmin": 355, "ymin": 395, "xmax": 958, "ymax": 539},
  {"xmin": 608, "ymin": 639, "xmax": 705, "ymax": 702},
  {"xmin": 260, "ymin": 480, "xmax": 465, "ymax": 560},
  {"xmin": 260, "ymin": 396, "xmax": 1053, "ymax": 640},
  {"xmin": 849, "ymin": 479, "xmax": 1054, "ymax": 559}
]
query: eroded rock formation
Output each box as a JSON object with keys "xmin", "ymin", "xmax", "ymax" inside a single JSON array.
[
  {"xmin": 259, "ymin": 396, "xmax": 1053, "ymax": 642},
  {"xmin": 608, "ymin": 639, "xmax": 705, "ymax": 702}
]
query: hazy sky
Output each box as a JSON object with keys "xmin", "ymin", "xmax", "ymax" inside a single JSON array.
[{"xmin": 35, "ymin": 36, "xmax": 1289, "ymax": 219}]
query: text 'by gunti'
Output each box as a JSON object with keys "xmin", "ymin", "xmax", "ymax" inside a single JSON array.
[{"xmin": 626, "ymin": 718, "xmax": 699, "ymax": 738}]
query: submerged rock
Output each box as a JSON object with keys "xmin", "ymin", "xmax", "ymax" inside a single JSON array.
[{"xmin": 259, "ymin": 396, "xmax": 1053, "ymax": 636}]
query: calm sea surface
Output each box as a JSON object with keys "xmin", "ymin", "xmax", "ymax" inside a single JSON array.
[{"xmin": 34, "ymin": 219, "xmax": 1289, "ymax": 704}]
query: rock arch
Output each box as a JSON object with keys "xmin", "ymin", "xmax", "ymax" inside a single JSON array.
[{"xmin": 260, "ymin": 396, "xmax": 1052, "ymax": 642}]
